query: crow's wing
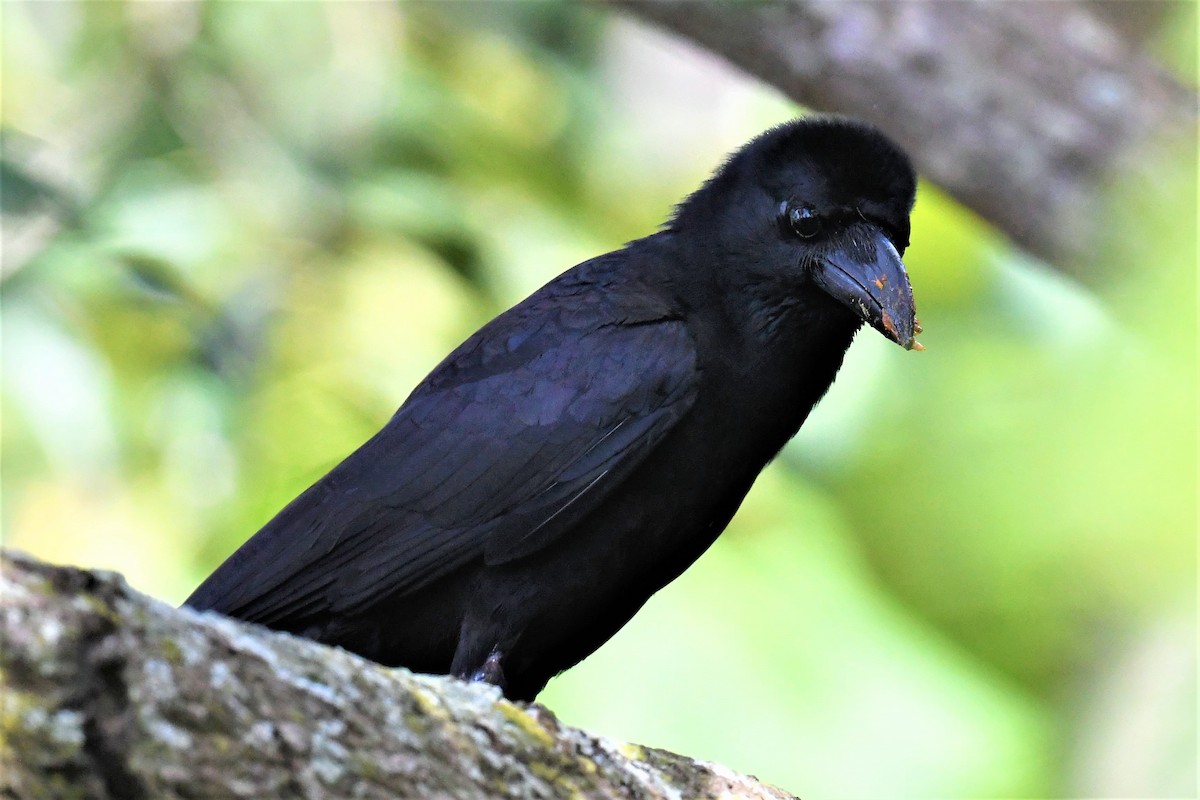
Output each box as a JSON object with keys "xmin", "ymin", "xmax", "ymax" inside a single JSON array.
[{"xmin": 185, "ymin": 270, "xmax": 698, "ymax": 626}]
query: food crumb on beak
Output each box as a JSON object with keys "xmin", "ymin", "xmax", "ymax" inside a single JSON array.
[
  {"xmin": 873, "ymin": 277, "xmax": 885, "ymax": 289},
  {"xmin": 881, "ymin": 310, "xmax": 899, "ymax": 338}
]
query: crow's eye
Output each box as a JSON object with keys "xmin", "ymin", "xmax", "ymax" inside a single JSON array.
[{"xmin": 786, "ymin": 205, "xmax": 822, "ymax": 239}]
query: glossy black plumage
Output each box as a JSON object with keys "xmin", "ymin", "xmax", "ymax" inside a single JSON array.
[{"xmin": 186, "ymin": 117, "xmax": 919, "ymax": 701}]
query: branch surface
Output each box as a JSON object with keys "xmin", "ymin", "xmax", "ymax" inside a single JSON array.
[{"xmin": 0, "ymin": 550, "xmax": 793, "ymax": 800}]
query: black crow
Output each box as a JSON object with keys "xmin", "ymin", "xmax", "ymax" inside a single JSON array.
[{"xmin": 186, "ymin": 116, "xmax": 920, "ymax": 701}]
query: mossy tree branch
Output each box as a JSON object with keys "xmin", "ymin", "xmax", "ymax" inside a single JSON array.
[{"xmin": 0, "ymin": 551, "xmax": 793, "ymax": 800}]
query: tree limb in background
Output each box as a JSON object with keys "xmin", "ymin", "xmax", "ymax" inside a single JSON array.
[
  {"xmin": 607, "ymin": 0, "xmax": 1197, "ymax": 267},
  {"xmin": 0, "ymin": 551, "xmax": 793, "ymax": 800}
]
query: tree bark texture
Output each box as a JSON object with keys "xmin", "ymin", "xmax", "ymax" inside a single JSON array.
[
  {"xmin": 608, "ymin": 0, "xmax": 1197, "ymax": 267},
  {"xmin": 0, "ymin": 550, "xmax": 794, "ymax": 800}
]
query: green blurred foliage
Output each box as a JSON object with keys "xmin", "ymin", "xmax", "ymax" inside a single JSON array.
[{"xmin": 2, "ymin": 2, "xmax": 1195, "ymax": 797}]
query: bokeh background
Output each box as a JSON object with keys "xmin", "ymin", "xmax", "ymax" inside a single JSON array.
[{"xmin": 2, "ymin": 2, "xmax": 1195, "ymax": 797}]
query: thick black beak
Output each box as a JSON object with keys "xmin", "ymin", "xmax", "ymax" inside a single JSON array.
[{"xmin": 812, "ymin": 224, "xmax": 921, "ymax": 350}]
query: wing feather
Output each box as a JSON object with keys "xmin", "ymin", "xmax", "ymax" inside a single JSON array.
[{"xmin": 185, "ymin": 264, "xmax": 697, "ymax": 627}]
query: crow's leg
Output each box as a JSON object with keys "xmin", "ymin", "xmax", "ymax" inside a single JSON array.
[{"xmin": 455, "ymin": 645, "xmax": 507, "ymax": 692}]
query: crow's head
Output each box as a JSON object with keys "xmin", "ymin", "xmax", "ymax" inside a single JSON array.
[{"xmin": 674, "ymin": 117, "xmax": 921, "ymax": 350}]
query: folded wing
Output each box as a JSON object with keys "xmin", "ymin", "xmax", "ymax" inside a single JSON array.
[{"xmin": 185, "ymin": 274, "xmax": 698, "ymax": 628}]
